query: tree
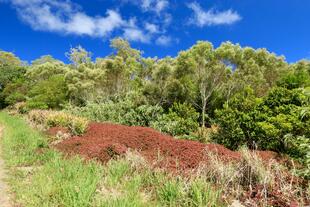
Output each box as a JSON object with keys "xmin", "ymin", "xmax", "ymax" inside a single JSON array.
[
  {"xmin": 175, "ymin": 41, "xmax": 229, "ymax": 127},
  {"xmin": 216, "ymin": 42, "xmax": 288, "ymax": 97},
  {"xmin": 31, "ymin": 55, "xmax": 64, "ymax": 65},
  {"xmin": 214, "ymin": 87, "xmax": 310, "ymax": 152},
  {"xmin": 66, "ymin": 46, "xmax": 92, "ymax": 67},
  {"xmin": 142, "ymin": 57, "xmax": 175, "ymax": 106},
  {"xmin": 65, "ymin": 64, "xmax": 106, "ymax": 105},
  {"xmin": 278, "ymin": 60, "xmax": 310, "ymax": 89},
  {"xmin": 110, "ymin": 38, "xmax": 141, "ymax": 60},
  {"xmin": 27, "ymin": 75, "xmax": 68, "ymax": 109},
  {"xmin": 0, "ymin": 50, "xmax": 22, "ymax": 66},
  {"xmin": 26, "ymin": 62, "xmax": 69, "ymax": 82},
  {"xmin": 95, "ymin": 38, "xmax": 142, "ymax": 97},
  {"xmin": 0, "ymin": 62, "xmax": 26, "ymax": 108}
]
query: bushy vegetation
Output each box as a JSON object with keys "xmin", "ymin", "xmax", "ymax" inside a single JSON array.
[
  {"xmin": 151, "ymin": 102, "xmax": 199, "ymax": 136},
  {"xmin": 28, "ymin": 110, "xmax": 89, "ymax": 135},
  {"xmin": 0, "ymin": 39, "xmax": 309, "ymax": 178}
]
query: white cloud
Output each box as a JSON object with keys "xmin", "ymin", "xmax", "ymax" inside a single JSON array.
[
  {"xmin": 155, "ymin": 35, "xmax": 172, "ymax": 46},
  {"xmin": 4, "ymin": 0, "xmax": 154, "ymax": 43},
  {"xmin": 2, "ymin": 0, "xmax": 177, "ymax": 45},
  {"xmin": 123, "ymin": 0, "xmax": 169, "ymax": 14},
  {"xmin": 7, "ymin": 0, "xmax": 125, "ymax": 37},
  {"xmin": 123, "ymin": 27, "xmax": 151, "ymax": 43},
  {"xmin": 154, "ymin": 0, "xmax": 169, "ymax": 14},
  {"xmin": 145, "ymin": 22, "xmax": 159, "ymax": 34},
  {"xmin": 188, "ymin": 2, "xmax": 241, "ymax": 27}
]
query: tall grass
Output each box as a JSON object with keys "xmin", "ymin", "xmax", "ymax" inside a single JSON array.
[{"xmin": 93, "ymin": 150, "xmax": 224, "ymax": 207}]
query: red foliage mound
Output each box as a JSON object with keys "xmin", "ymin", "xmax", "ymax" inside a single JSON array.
[{"xmin": 56, "ymin": 123, "xmax": 242, "ymax": 170}]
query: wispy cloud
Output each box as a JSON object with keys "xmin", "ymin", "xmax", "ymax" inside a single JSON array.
[
  {"xmin": 187, "ymin": 2, "xmax": 241, "ymax": 27},
  {"xmin": 145, "ymin": 22, "xmax": 160, "ymax": 34},
  {"xmin": 155, "ymin": 35, "xmax": 172, "ymax": 46},
  {"xmin": 124, "ymin": 0, "xmax": 169, "ymax": 14},
  {"xmin": 123, "ymin": 18, "xmax": 151, "ymax": 43},
  {"xmin": 3, "ymin": 0, "xmax": 152, "ymax": 43}
]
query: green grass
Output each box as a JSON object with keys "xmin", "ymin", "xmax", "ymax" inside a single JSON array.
[
  {"xmin": 0, "ymin": 111, "xmax": 224, "ymax": 207},
  {"xmin": 0, "ymin": 112, "xmax": 102, "ymax": 207}
]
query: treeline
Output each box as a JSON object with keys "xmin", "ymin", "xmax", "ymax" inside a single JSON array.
[{"xmin": 0, "ymin": 38, "xmax": 309, "ymax": 176}]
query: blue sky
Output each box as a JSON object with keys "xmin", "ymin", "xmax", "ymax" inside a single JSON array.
[{"xmin": 0, "ymin": 0, "xmax": 309, "ymax": 63}]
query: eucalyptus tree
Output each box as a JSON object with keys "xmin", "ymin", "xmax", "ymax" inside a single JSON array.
[
  {"xmin": 142, "ymin": 57, "xmax": 175, "ymax": 106},
  {"xmin": 0, "ymin": 50, "xmax": 22, "ymax": 66},
  {"xmin": 31, "ymin": 55, "xmax": 64, "ymax": 65},
  {"xmin": 96, "ymin": 38, "xmax": 143, "ymax": 97},
  {"xmin": 175, "ymin": 41, "xmax": 229, "ymax": 127},
  {"xmin": 26, "ymin": 62, "xmax": 69, "ymax": 82},
  {"xmin": 66, "ymin": 45, "xmax": 92, "ymax": 68},
  {"xmin": 216, "ymin": 42, "xmax": 288, "ymax": 98}
]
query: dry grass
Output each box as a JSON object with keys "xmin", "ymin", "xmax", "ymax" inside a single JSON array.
[
  {"xmin": 194, "ymin": 147, "xmax": 309, "ymax": 206},
  {"xmin": 28, "ymin": 109, "xmax": 89, "ymax": 135}
]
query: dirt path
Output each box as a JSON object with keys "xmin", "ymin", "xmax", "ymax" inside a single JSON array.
[{"xmin": 0, "ymin": 127, "xmax": 12, "ymax": 207}]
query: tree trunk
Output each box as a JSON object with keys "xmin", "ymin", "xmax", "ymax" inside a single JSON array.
[{"xmin": 202, "ymin": 99, "xmax": 206, "ymax": 128}]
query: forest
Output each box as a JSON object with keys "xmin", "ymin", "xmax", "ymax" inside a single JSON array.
[{"xmin": 0, "ymin": 38, "xmax": 309, "ymax": 206}]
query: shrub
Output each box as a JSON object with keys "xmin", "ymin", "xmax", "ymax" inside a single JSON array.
[
  {"xmin": 28, "ymin": 110, "xmax": 88, "ymax": 135},
  {"xmin": 27, "ymin": 75, "xmax": 68, "ymax": 109},
  {"xmin": 214, "ymin": 87, "xmax": 309, "ymax": 151},
  {"xmin": 66, "ymin": 100, "xmax": 164, "ymax": 127},
  {"xmin": 284, "ymin": 135, "xmax": 310, "ymax": 179},
  {"xmin": 214, "ymin": 87, "xmax": 310, "ymax": 178},
  {"xmin": 28, "ymin": 110, "xmax": 49, "ymax": 125},
  {"xmin": 151, "ymin": 102, "xmax": 199, "ymax": 136}
]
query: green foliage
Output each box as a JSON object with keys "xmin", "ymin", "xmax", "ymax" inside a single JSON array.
[
  {"xmin": 0, "ymin": 64, "xmax": 26, "ymax": 107},
  {"xmin": 67, "ymin": 99, "xmax": 163, "ymax": 127},
  {"xmin": 0, "ymin": 50, "xmax": 22, "ymax": 66},
  {"xmin": 66, "ymin": 45, "xmax": 92, "ymax": 67},
  {"xmin": 216, "ymin": 42, "xmax": 288, "ymax": 97},
  {"xmin": 26, "ymin": 62, "xmax": 68, "ymax": 81},
  {"xmin": 151, "ymin": 103, "xmax": 199, "ymax": 136},
  {"xmin": 31, "ymin": 55, "xmax": 64, "ymax": 65},
  {"xmin": 27, "ymin": 75, "xmax": 68, "ymax": 109},
  {"xmin": 214, "ymin": 87, "xmax": 310, "ymax": 176},
  {"xmin": 278, "ymin": 60, "xmax": 310, "ymax": 89},
  {"xmin": 214, "ymin": 87, "xmax": 309, "ymax": 150},
  {"xmin": 284, "ymin": 135, "xmax": 310, "ymax": 178},
  {"xmin": 65, "ymin": 64, "xmax": 106, "ymax": 105}
]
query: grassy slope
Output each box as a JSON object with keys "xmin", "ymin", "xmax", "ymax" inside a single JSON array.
[
  {"xmin": 0, "ymin": 112, "xmax": 223, "ymax": 207},
  {"xmin": 0, "ymin": 112, "xmax": 102, "ymax": 207}
]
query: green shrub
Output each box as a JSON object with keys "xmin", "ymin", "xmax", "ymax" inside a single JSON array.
[
  {"xmin": 284, "ymin": 135, "xmax": 310, "ymax": 179},
  {"xmin": 67, "ymin": 100, "xmax": 164, "ymax": 127},
  {"xmin": 27, "ymin": 75, "xmax": 68, "ymax": 109},
  {"xmin": 214, "ymin": 87, "xmax": 310, "ymax": 177},
  {"xmin": 214, "ymin": 87, "xmax": 309, "ymax": 151},
  {"xmin": 151, "ymin": 103, "xmax": 199, "ymax": 136}
]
